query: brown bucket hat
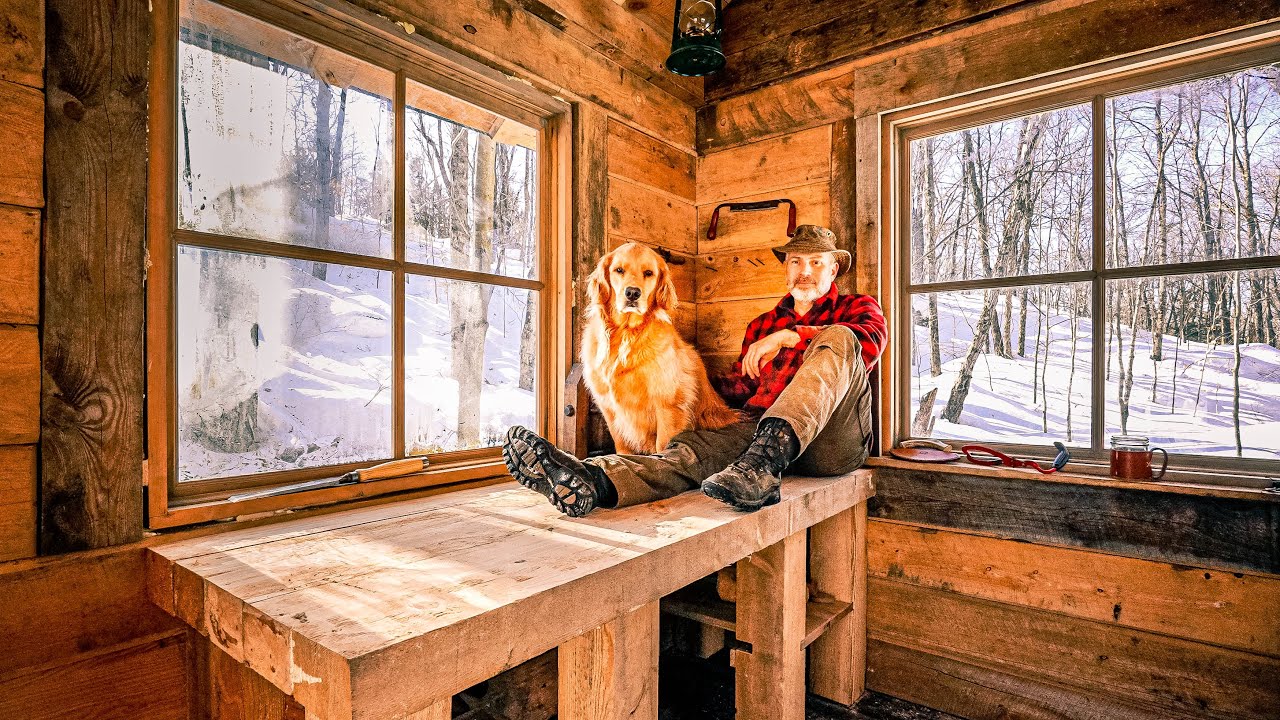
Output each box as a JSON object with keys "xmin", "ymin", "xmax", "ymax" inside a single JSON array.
[{"xmin": 772, "ymin": 224, "xmax": 851, "ymax": 276}]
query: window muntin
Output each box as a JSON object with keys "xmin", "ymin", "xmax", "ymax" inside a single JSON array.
[
  {"xmin": 172, "ymin": 0, "xmax": 543, "ymax": 487},
  {"xmin": 902, "ymin": 59, "xmax": 1280, "ymax": 466}
]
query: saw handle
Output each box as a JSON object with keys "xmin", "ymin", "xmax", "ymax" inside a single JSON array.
[{"xmin": 349, "ymin": 457, "xmax": 429, "ymax": 482}]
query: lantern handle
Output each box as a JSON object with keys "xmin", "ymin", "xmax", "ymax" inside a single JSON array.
[{"xmin": 705, "ymin": 198, "xmax": 797, "ymax": 241}]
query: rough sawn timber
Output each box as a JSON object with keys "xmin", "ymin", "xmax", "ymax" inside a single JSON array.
[{"xmin": 147, "ymin": 472, "xmax": 875, "ymax": 720}]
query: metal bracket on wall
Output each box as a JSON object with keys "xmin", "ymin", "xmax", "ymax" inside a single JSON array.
[{"xmin": 705, "ymin": 198, "xmax": 797, "ymax": 241}]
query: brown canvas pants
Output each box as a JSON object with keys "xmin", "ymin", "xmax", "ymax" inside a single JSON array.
[{"xmin": 587, "ymin": 325, "xmax": 875, "ymax": 508}]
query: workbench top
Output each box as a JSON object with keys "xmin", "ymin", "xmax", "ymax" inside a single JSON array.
[{"xmin": 147, "ymin": 472, "xmax": 874, "ymax": 720}]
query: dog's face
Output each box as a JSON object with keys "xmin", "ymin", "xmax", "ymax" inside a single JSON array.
[{"xmin": 588, "ymin": 242, "xmax": 678, "ymax": 323}]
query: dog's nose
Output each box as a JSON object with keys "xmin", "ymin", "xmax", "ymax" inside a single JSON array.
[{"xmin": 624, "ymin": 286, "xmax": 641, "ymax": 302}]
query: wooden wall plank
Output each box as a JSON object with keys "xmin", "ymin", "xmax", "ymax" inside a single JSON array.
[
  {"xmin": 0, "ymin": 633, "xmax": 191, "ymax": 720},
  {"xmin": 0, "ymin": 324, "xmax": 38, "ymax": 444},
  {"xmin": 0, "ymin": 0, "xmax": 43, "ymax": 88},
  {"xmin": 0, "ymin": 204, "xmax": 39, "ymax": 324},
  {"xmin": 716, "ymin": 0, "xmax": 856, "ymax": 61},
  {"xmin": 696, "ymin": 246, "xmax": 789, "ymax": 304},
  {"xmin": 830, "ymin": 118, "xmax": 860, "ymax": 296},
  {"xmin": 0, "ymin": 444, "xmax": 36, "ymax": 561},
  {"xmin": 357, "ymin": 0, "xmax": 695, "ymax": 150},
  {"xmin": 869, "ymin": 578, "xmax": 1280, "ymax": 720},
  {"xmin": 607, "ymin": 119, "xmax": 696, "ymax": 202},
  {"xmin": 696, "ymin": 0, "xmax": 1280, "ymax": 152},
  {"xmin": 869, "ymin": 466, "xmax": 1280, "ymax": 575},
  {"xmin": 537, "ymin": 0, "xmax": 702, "ymax": 105},
  {"xmin": 853, "ymin": 113, "xmax": 881, "ymax": 297},
  {"xmin": 0, "ymin": 79, "xmax": 43, "ymax": 208},
  {"xmin": 42, "ymin": 0, "xmax": 149, "ymax": 552},
  {"xmin": 705, "ymin": 0, "xmax": 1030, "ymax": 102},
  {"xmin": 694, "ymin": 296, "xmax": 775, "ymax": 355},
  {"xmin": 868, "ymin": 519, "xmax": 1280, "ymax": 657},
  {"xmin": 697, "ymin": 125, "xmax": 832, "ymax": 206},
  {"xmin": 696, "ymin": 182, "xmax": 831, "ymax": 255},
  {"xmin": 853, "ymin": 0, "xmax": 1280, "ymax": 118},
  {"xmin": 867, "ymin": 638, "xmax": 1179, "ymax": 720},
  {"xmin": 0, "ymin": 548, "xmax": 185, "ymax": 676},
  {"xmin": 607, "ymin": 176, "xmax": 698, "ymax": 255},
  {"xmin": 697, "ymin": 63, "xmax": 857, "ymax": 153},
  {"xmin": 572, "ymin": 103, "xmax": 610, "ymax": 360}
]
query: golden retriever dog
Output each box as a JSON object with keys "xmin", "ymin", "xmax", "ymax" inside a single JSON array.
[{"xmin": 582, "ymin": 242, "xmax": 739, "ymax": 454}]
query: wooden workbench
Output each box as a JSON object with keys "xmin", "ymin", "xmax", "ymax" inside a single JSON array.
[{"xmin": 147, "ymin": 472, "xmax": 874, "ymax": 720}]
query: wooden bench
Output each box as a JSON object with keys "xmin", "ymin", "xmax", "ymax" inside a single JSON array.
[{"xmin": 146, "ymin": 472, "xmax": 874, "ymax": 720}]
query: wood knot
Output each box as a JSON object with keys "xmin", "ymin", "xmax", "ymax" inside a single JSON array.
[{"xmin": 63, "ymin": 98, "xmax": 85, "ymax": 121}]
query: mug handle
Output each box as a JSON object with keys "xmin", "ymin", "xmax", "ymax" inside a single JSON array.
[{"xmin": 1151, "ymin": 447, "xmax": 1169, "ymax": 480}]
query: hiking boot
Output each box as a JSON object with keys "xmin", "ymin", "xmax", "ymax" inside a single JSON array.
[
  {"xmin": 701, "ymin": 418, "xmax": 800, "ymax": 511},
  {"xmin": 502, "ymin": 425, "xmax": 614, "ymax": 517}
]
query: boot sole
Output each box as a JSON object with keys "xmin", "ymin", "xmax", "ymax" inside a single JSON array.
[
  {"xmin": 701, "ymin": 479, "xmax": 781, "ymax": 512},
  {"xmin": 503, "ymin": 426, "xmax": 597, "ymax": 518}
]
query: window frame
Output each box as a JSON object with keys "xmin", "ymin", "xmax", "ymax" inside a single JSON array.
[
  {"xmin": 145, "ymin": 0, "xmax": 573, "ymax": 528},
  {"xmin": 882, "ymin": 27, "xmax": 1280, "ymax": 486}
]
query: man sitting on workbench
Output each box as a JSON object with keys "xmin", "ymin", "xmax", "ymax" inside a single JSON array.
[{"xmin": 503, "ymin": 224, "xmax": 888, "ymax": 515}]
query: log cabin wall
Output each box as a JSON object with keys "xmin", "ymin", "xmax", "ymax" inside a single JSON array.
[
  {"xmin": 695, "ymin": 1, "xmax": 1280, "ymax": 718},
  {"xmin": 0, "ymin": 0, "xmax": 700, "ymax": 718}
]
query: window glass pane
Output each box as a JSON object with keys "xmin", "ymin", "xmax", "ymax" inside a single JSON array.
[
  {"xmin": 1107, "ymin": 63, "xmax": 1280, "ymax": 268},
  {"xmin": 177, "ymin": 247, "xmax": 393, "ymax": 481},
  {"xmin": 909, "ymin": 283, "xmax": 1093, "ymax": 445},
  {"xmin": 406, "ymin": 275, "xmax": 537, "ymax": 454},
  {"xmin": 909, "ymin": 104, "xmax": 1092, "ymax": 285},
  {"xmin": 178, "ymin": 0, "xmax": 394, "ymax": 256},
  {"xmin": 406, "ymin": 79, "xmax": 539, "ymax": 279},
  {"xmin": 1105, "ymin": 270, "xmax": 1280, "ymax": 459}
]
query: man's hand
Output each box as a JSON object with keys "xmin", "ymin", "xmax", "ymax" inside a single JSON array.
[{"xmin": 743, "ymin": 329, "xmax": 801, "ymax": 379}]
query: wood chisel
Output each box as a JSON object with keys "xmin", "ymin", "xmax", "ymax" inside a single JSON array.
[{"xmin": 227, "ymin": 457, "xmax": 429, "ymax": 503}]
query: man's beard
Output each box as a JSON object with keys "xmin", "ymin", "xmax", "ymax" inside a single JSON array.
[{"xmin": 789, "ymin": 280, "xmax": 824, "ymax": 304}]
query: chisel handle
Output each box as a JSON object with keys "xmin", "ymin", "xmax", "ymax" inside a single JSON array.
[{"xmin": 348, "ymin": 457, "xmax": 429, "ymax": 482}]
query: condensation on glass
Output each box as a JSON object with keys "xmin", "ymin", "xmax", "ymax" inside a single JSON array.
[
  {"xmin": 177, "ymin": 247, "xmax": 393, "ymax": 480},
  {"xmin": 173, "ymin": 1, "xmax": 543, "ymax": 484},
  {"xmin": 178, "ymin": 0, "xmax": 395, "ymax": 256}
]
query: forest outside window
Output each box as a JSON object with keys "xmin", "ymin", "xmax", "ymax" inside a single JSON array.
[
  {"xmin": 900, "ymin": 54, "xmax": 1280, "ymax": 474},
  {"xmin": 151, "ymin": 0, "xmax": 553, "ymax": 508}
]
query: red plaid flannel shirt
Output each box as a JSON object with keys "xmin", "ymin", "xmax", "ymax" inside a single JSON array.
[{"xmin": 713, "ymin": 285, "xmax": 887, "ymax": 412}]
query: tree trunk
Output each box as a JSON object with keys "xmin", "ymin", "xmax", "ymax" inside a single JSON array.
[
  {"xmin": 312, "ymin": 85, "xmax": 333, "ymax": 280},
  {"xmin": 944, "ymin": 119, "xmax": 1044, "ymax": 420},
  {"xmin": 448, "ymin": 128, "xmax": 497, "ymax": 448},
  {"xmin": 518, "ymin": 151, "xmax": 537, "ymax": 391}
]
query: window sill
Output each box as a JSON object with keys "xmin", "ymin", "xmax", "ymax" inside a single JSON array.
[
  {"xmin": 148, "ymin": 456, "xmax": 512, "ymax": 530},
  {"xmin": 864, "ymin": 456, "xmax": 1280, "ymax": 503}
]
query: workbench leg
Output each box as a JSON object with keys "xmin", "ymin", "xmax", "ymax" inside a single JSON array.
[
  {"xmin": 807, "ymin": 503, "xmax": 868, "ymax": 705},
  {"xmin": 559, "ymin": 600, "xmax": 660, "ymax": 720},
  {"xmin": 734, "ymin": 529, "xmax": 807, "ymax": 720}
]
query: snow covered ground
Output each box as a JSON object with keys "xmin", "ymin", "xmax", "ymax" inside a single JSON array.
[
  {"xmin": 911, "ymin": 290, "xmax": 1280, "ymax": 459},
  {"xmin": 177, "ymin": 244, "xmax": 535, "ymax": 482}
]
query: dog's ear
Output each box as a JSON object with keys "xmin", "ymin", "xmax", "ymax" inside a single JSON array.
[
  {"xmin": 654, "ymin": 264, "xmax": 679, "ymax": 314},
  {"xmin": 587, "ymin": 252, "xmax": 613, "ymax": 314}
]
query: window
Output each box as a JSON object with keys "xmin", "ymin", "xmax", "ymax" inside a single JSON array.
[
  {"xmin": 896, "ymin": 50, "xmax": 1280, "ymax": 474},
  {"xmin": 147, "ymin": 0, "xmax": 568, "ymax": 524}
]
